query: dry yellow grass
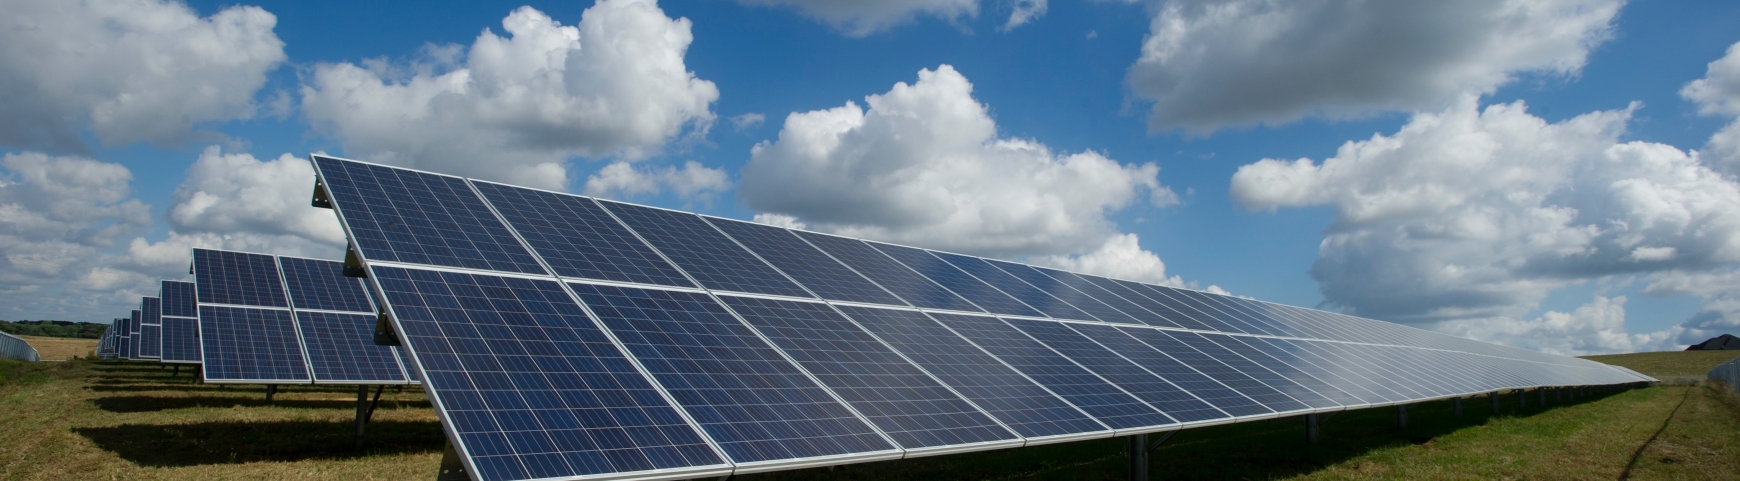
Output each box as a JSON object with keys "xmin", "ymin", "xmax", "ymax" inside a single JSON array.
[{"xmin": 16, "ymin": 335, "xmax": 98, "ymax": 360}]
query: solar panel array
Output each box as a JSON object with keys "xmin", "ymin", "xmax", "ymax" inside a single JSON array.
[
  {"xmin": 193, "ymin": 248, "xmax": 416, "ymax": 385},
  {"xmin": 310, "ymin": 154, "xmax": 1654, "ymax": 481},
  {"xmin": 159, "ymin": 281, "xmax": 202, "ymax": 364},
  {"xmin": 137, "ymin": 297, "xmax": 162, "ymax": 359}
]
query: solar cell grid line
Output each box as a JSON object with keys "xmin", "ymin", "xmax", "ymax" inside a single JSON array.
[
  {"xmin": 790, "ymin": 231, "xmax": 981, "ymax": 313},
  {"xmin": 1186, "ymin": 293, "xmax": 1308, "ymax": 338},
  {"xmin": 372, "ymin": 267, "xmax": 731, "ymax": 481},
  {"xmin": 1029, "ymin": 268, "xmax": 1172, "ymax": 327},
  {"xmin": 278, "ymin": 256, "xmax": 375, "ymax": 313},
  {"xmin": 1177, "ymin": 332, "xmax": 1343, "ymax": 410},
  {"xmin": 140, "ymin": 297, "xmax": 162, "ymax": 359},
  {"xmin": 1146, "ymin": 286, "xmax": 1276, "ymax": 336},
  {"xmin": 1102, "ymin": 279, "xmax": 1222, "ymax": 331},
  {"xmin": 869, "ymin": 244, "xmax": 1044, "ymax": 318},
  {"xmin": 296, "ymin": 311, "xmax": 409, "ymax": 384},
  {"xmin": 469, "ymin": 180, "xmax": 695, "ymax": 288},
  {"xmin": 310, "ymin": 156, "xmax": 548, "ymax": 275},
  {"xmin": 199, "ymin": 305, "xmax": 312, "ymax": 383},
  {"xmin": 713, "ymin": 295, "xmax": 1022, "ymax": 452},
  {"xmin": 705, "ymin": 217, "xmax": 907, "ymax": 306},
  {"xmin": 594, "ymin": 200, "xmax": 813, "ymax": 299},
  {"xmin": 1250, "ymin": 338, "xmax": 1407, "ymax": 404},
  {"xmin": 1116, "ymin": 327, "xmax": 1314, "ymax": 414},
  {"xmin": 927, "ymin": 313, "xmax": 1175, "ymax": 431},
  {"xmin": 1003, "ymin": 318, "xmax": 1229, "ymax": 425},
  {"xmin": 1310, "ymin": 342, "xmax": 1442, "ymax": 399},
  {"xmin": 160, "ymin": 316, "xmax": 202, "ymax": 364},
  {"xmin": 1205, "ymin": 334, "xmax": 1370, "ymax": 407},
  {"xmin": 1438, "ymin": 349, "xmax": 1533, "ymax": 394},
  {"xmin": 161, "ymin": 280, "xmax": 197, "ymax": 318},
  {"xmin": 932, "ymin": 254, "xmax": 1102, "ymax": 322},
  {"xmin": 1065, "ymin": 323, "xmax": 1271, "ymax": 418},
  {"xmin": 975, "ymin": 257, "xmax": 1142, "ymax": 324},
  {"xmin": 1069, "ymin": 275, "xmax": 1190, "ymax": 330},
  {"xmin": 1362, "ymin": 345, "xmax": 1481, "ymax": 396},
  {"xmin": 834, "ymin": 305, "xmax": 1110, "ymax": 441},
  {"xmin": 565, "ymin": 282, "xmax": 899, "ymax": 467},
  {"xmin": 1384, "ymin": 346, "xmax": 1493, "ymax": 395},
  {"xmin": 194, "ymin": 249, "xmax": 290, "ymax": 308}
]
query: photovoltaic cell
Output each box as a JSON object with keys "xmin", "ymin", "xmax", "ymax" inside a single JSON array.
[
  {"xmin": 472, "ymin": 181, "xmax": 694, "ymax": 288},
  {"xmin": 1005, "ymin": 319, "xmax": 1227, "ymax": 424},
  {"xmin": 199, "ymin": 306, "xmax": 310, "ymax": 383},
  {"xmin": 311, "ymin": 156, "xmax": 547, "ymax": 275},
  {"xmin": 194, "ymin": 249, "xmax": 288, "ymax": 308},
  {"xmin": 160, "ymin": 316, "xmax": 201, "ymax": 364},
  {"xmin": 1117, "ymin": 327, "xmax": 1311, "ymax": 414},
  {"xmin": 373, "ymin": 267, "xmax": 726, "ymax": 481},
  {"xmin": 160, "ymin": 280, "xmax": 197, "ymax": 317},
  {"xmin": 716, "ymin": 295, "xmax": 1017, "ymax": 449},
  {"xmin": 835, "ymin": 305, "xmax": 1107, "ymax": 439},
  {"xmin": 279, "ymin": 257, "xmax": 375, "ymax": 313},
  {"xmin": 139, "ymin": 297, "xmax": 162, "ymax": 359},
  {"xmin": 297, "ymin": 311, "xmax": 408, "ymax": 383},
  {"xmin": 935, "ymin": 255, "xmax": 1103, "ymax": 322},
  {"xmin": 870, "ymin": 244, "xmax": 1042, "ymax": 318},
  {"xmin": 707, "ymin": 218, "xmax": 906, "ymax": 306},
  {"xmin": 929, "ymin": 313, "xmax": 1173, "ymax": 430},
  {"xmin": 792, "ymin": 232, "xmax": 980, "ymax": 312},
  {"xmin": 568, "ymin": 283, "xmax": 894, "ymax": 464},
  {"xmin": 598, "ymin": 201, "xmax": 811, "ymax": 298}
]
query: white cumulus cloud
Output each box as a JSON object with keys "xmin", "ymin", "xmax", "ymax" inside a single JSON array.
[
  {"xmin": 740, "ymin": 65, "xmax": 1180, "ymax": 284},
  {"xmin": 1031, "ymin": 233, "xmax": 1183, "ymax": 286},
  {"xmin": 1002, "ymin": 0, "xmax": 1048, "ymax": 31},
  {"xmin": 1683, "ymin": 41, "xmax": 1740, "ymax": 176},
  {"xmin": 1128, "ymin": 0, "xmax": 1621, "ymax": 134},
  {"xmin": 736, "ymin": 0, "xmax": 978, "ymax": 36},
  {"xmin": 0, "ymin": 0, "xmax": 286, "ymax": 151},
  {"xmin": 300, "ymin": 1, "xmax": 719, "ymax": 191},
  {"xmin": 582, "ymin": 160, "xmax": 731, "ymax": 203},
  {"xmin": 1230, "ymin": 96, "xmax": 1740, "ymax": 353},
  {"xmin": 0, "ymin": 152, "xmax": 153, "ymax": 319}
]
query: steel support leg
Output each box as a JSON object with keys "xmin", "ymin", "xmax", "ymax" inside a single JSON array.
[
  {"xmin": 355, "ymin": 385, "xmax": 370, "ymax": 448},
  {"xmin": 1396, "ymin": 404, "xmax": 1408, "ymax": 428},
  {"xmin": 1453, "ymin": 397, "xmax": 1462, "ymax": 417},
  {"xmin": 1491, "ymin": 391, "xmax": 1500, "ymax": 414},
  {"xmin": 172, "ymin": 365, "xmax": 179, "ymax": 377},
  {"xmin": 1306, "ymin": 414, "xmax": 1320, "ymax": 443},
  {"xmin": 437, "ymin": 440, "xmax": 468, "ymax": 481},
  {"xmin": 265, "ymin": 384, "xmax": 277, "ymax": 402},
  {"xmin": 1540, "ymin": 387, "xmax": 1547, "ymax": 406},
  {"xmin": 1128, "ymin": 433, "xmax": 1148, "ymax": 481},
  {"xmin": 1518, "ymin": 388, "xmax": 1526, "ymax": 409}
]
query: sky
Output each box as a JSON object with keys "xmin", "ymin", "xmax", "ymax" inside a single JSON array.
[{"xmin": 2, "ymin": 0, "xmax": 1739, "ymax": 356}]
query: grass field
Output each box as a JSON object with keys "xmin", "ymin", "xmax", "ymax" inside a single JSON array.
[
  {"xmin": 2, "ymin": 353, "xmax": 1737, "ymax": 480},
  {"xmin": 1583, "ymin": 350, "xmax": 1740, "ymax": 384},
  {"xmin": 16, "ymin": 335, "xmax": 98, "ymax": 361}
]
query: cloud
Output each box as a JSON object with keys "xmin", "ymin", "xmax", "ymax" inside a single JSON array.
[
  {"xmin": 1683, "ymin": 41, "xmax": 1740, "ymax": 176},
  {"xmin": 1435, "ymin": 296, "xmax": 1678, "ymax": 356},
  {"xmin": 1642, "ymin": 268, "xmax": 1740, "ymax": 345},
  {"xmin": 582, "ymin": 160, "xmax": 731, "ymax": 202},
  {"xmin": 1002, "ymin": 0, "xmax": 1048, "ymax": 31},
  {"xmin": 1128, "ymin": 0, "xmax": 1621, "ymax": 134},
  {"xmin": 740, "ymin": 65, "xmax": 1179, "ymax": 286},
  {"xmin": 0, "ymin": 152, "xmax": 153, "ymax": 319},
  {"xmin": 753, "ymin": 213, "xmax": 807, "ymax": 229},
  {"xmin": 167, "ymin": 146, "xmax": 346, "ymax": 247},
  {"xmin": 735, "ymin": 0, "xmax": 978, "ymax": 36},
  {"xmin": 731, "ymin": 113, "xmax": 767, "ymax": 132},
  {"xmin": 1229, "ymin": 96, "xmax": 1740, "ymax": 353},
  {"xmin": 0, "ymin": 0, "xmax": 286, "ymax": 151},
  {"xmin": 300, "ymin": 1, "xmax": 719, "ymax": 191},
  {"xmin": 1030, "ymin": 233, "xmax": 1182, "ymax": 286}
]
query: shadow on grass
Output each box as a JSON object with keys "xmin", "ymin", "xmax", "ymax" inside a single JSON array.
[
  {"xmin": 736, "ymin": 389, "xmax": 1629, "ymax": 481},
  {"xmin": 92, "ymin": 394, "xmax": 431, "ymax": 413},
  {"xmin": 76, "ymin": 419, "xmax": 446, "ymax": 467}
]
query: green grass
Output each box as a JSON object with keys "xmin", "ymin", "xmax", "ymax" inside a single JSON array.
[
  {"xmin": 3, "ymin": 357, "xmax": 1738, "ymax": 480},
  {"xmin": 1582, "ymin": 350, "xmax": 1740, "ymax": 384}
]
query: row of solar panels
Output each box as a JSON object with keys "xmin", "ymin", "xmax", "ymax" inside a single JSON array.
[
  {"xmin": 96, "ymin": 250, "xmax": 421, "ymax": 386},
  {"xmin": 306, "ymin": 154, "xmax": 1655, "ymax": 481}
]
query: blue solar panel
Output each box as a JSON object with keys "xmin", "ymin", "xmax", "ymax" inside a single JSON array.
[
  {"xmin": 1003, "ymin": 319, "xmax": 1228, "ymax": 424},
  {"xmin": 937, "ymin": 255, "xmax": 1103, "ymax": 322},
  {"xmin": 128, "ymin": 309, "xmax": 141, "ymax": 360},
  {"xmin": 119, "ymin": 314, "xmax": 134, "ymax": 359},
  {"xmin": 1244, "ymin": 337, "xmax": 1399, "ymax": 404},
  {"xmin": 1195, "ymin": 295, "xmax": 1308, "ymax": 338},
  {"xmin": 198, "ymin": 306, "xmax": 310, "ymax": 383},
  {"xmin": 311, "ymin": 156, "xmax": 547, "ymax": 275},
  {"xmin": 988, "ymin": 261, "xmax": 1148, "ymax": 325},
  {"xmin": 372, "ymin": 267, "xmax": 727, "ymax": 481},
  {"xmin": 716, "ymin": 295, "xmax": 1018, "ymax": 449},
  {"xmin": 869, "ymin": 244, "xmax": 1043, "ymax": 318},
  {"xmin": 707, "ymin": 218, "xmax": 906, "ymax": 305},
  {"xmin": 1027, "ymin": 268, "xmax": 1167, "ymax": 326},
  {"xmin": 598, "ymin": 201, "xmax": 811, "ymax": 298},
  {"xmin": 160, "ymin": 316, "xmax": 201, "ymax": 364},
  {"xmin": 1163, "ymin": 331, "xmax": 1339, "ymax": 409},
  {"xmin": 929, "ymin": 313, "xmax": 1173, "ymax": 430},
  {"xmin": 1290, "ymin": 341, "xmax": 1430, "ymax": 400},
  {"xmin": 472, "ymin": 181, "xmax": 695, "ymax": 288},
  {"xmin": 1067, "ymin": 323, "xmax": 1271, "ymax": 417},
  {"xmin": 160, "ymin": 280, "xmax": 197, "ymax": 317},
  {"xmin": 194, "ymin": 249, "xmax": 288, "ymax": 308},
  {"xmin": 279, "ymin": 257, "xmax": 375, "ymax": 313},
  {"xmin": 1202, "ymin": 333, "xmax": 1361, "ymax": 406},
  {"xmin": 1117, "ymin": 327, "xmax": 1311, "ymax": 414},
  {"xmin": 792, "ymin": 232, "xmax": 981, "ymax": 312},
  {"xmin": 834, "ymin": 305, "xmax": 1107, "ymax": 439},
  {"xmin": 139, "ymin": 297, "xmax": 162, "ymax": 359},
  {"xmin": 1080, "ymin": 277, "xmax": 1199, "ymax": 330},
  {"xmin": 568, "ymin": 283, "xmax": 895, "ymax": 464},
  {"xmin": 1121, "ymin": 283, "xmax": 1240, "ymax": 332},
  {"xmin": 1165, "ymin": 289, "xmax": 1288, "ymax": 336},
  {"xmin": 297, "ymin": 311, "xmax": 409, "ymax": 383},
  {"xmin": 1148, "ymin": 287, "xmax": 1271, "ymax": 335}
]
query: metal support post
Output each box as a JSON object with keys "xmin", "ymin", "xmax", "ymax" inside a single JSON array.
[
  {"xmin": 1396, "ymin": 404, "xmax": 1408, "ymax": 428},
  {"xmin": 172, "ymin": 365, "xmax": 179, "ymax": 377},
  {"xmin": 355, "ymin": 385, "xmax": 370, "ymax": 448},
  {"xmin": 1490, "ymin": 391, "xmax": 1500, "ymax": 413},
  {"xmin": 1555, "ymin": 387, "xmax": 1562, "ymax": 404},
  {"xmin": 1128, "ymin": 433, "xmax": 1148, "ymax": 481},
  {"xmin": 437, "ymin": 440, "xmax": 469, "ymax": 481},
  {"xmin": 1540, "ymin": 387, "xmax": 1547, "ymax": 406},
  {"xmin": 1453, "ymin": 397, "xmax": 1462, "ymax": 417},
  {"xmin": 265, "ymin": 384, "xmax": 278, "ymax": 402},
  {"xmin": 1518, "ymin": 388, "xmax": 1526, "ymax": 409},
  {"xmin": 1306, "ymin": 413, "xmax": 1320, "ymax": 443}
]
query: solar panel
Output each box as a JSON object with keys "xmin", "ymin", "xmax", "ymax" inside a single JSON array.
[
  {"xmin": 1088, "ymin": 277, "xmax": 1208, "ymax": 330},
  {"xmin": 928, "ymin": 313, "xmax": 1174, "ymax": 430},
  {"xmin": 1116, "ymin": 327, "xmax": 1312, "ymax": 414},
  {"xmin": 1203, "ymin": 333, "xmax": 1365, "ymax": 407},
  {"xmin": 194, "ymin": 248, "xmax": 289, "ymax": 307},
  {"xmin": 1003, "ymin": 319, "xmax": 1228, "ymax": 424},
  {"xmin": 295, "ymin": 311, "xmax": 408, "ymax": 383},
  {"xmin": 1245, "ymin": 337, "xmax": 1398, "ymax": 404},
  {"xmin": 715, "ymin": 295, "xmax": 1019, "ymax": 451},
  {"xmin": 372, "ymin": 267, "xmax": 731, "ymax": 481},
  {"xmin": 198, "ymin": 306, "xmax": 311, "ymax": 383},
  {"xmin": 117, "ymin": 315, "xmax": 132, "ymax": 359},
  {"xmin": 792, "ymin": 231, "xmax": 981, "ymax": 312},
  {"xmin": 834, "ymin": 305, "xmax": 1108, "ymax": 440},
  {"xmin": 596, "ymin": 200, "xmax": 812, "ymax": 298},
  {"xmin": 568, "ymin": 283, "xmax": 898, "ymax": 465},
  {"xmin": 138, "ymin": 297, "xmax": 162, "ymax": 359},
  {"xmin": 279, "ymin": 256, "xmax": 375, "ymax": 312},
  {"xmin": 939, "ymin": 256, "xmax": 1106, "ymax": 322},
  {"xmin": 311, "ymin": 155, "xmax": 547, "ymax": 275},
  {"xmin": 707, "ymin": 217, "xmax": 907, "ymax": 306},
  {"xmin": 127, "ymin": 309, "xmax": 141, "ymax": 360},
  {"xmin": 869, "ymin": 244, "xmax": 1043, "ymax": 318},
  {"xmin": 161, "ymin": 280, "xmax": 197, "ymax": 317},
  {"xmin": 471, "ymin": 181, "xmax": 696, "ymax": 288},
  {"xmin": 1066, "ymin": 323, "xmax": 1272, "ymax": 417},
  {"xmin": 1144, "ymin": 286, "xmax": 1270, "ymax": 335},
  {"xmin": 1025, "ymin": 267, "xmax": 1165, "ymax": 326},
  {"xmin": 160, "ymin": 316, "xmax": 201, "ymax": 364}
]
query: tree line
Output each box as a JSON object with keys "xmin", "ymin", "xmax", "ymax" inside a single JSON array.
[{"xmin": 0, "ymin": 320, "xmax": 108, "ymax": 339}]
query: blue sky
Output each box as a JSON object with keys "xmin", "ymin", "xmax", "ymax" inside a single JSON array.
[{"xmin": 5, "ymin": 0, "xmax": 1740, "ymax": 355}]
